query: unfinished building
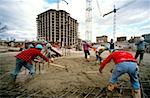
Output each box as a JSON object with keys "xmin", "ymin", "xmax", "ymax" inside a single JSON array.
[{"xmin": 36, "ymin": 9, "xmax": 79, "ymax": 47}]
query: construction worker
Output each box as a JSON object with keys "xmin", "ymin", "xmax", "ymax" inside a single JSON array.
[
  {"xmin": 42, "ymin": 42, "xmax": 54, "ymax": 62},
  {"xmin": 11, "ymin": 44, "xmax": 49, "ymax": 82},
  {"xmin": 99, "ymin": 49, "xmax": 141, "ymax": 98},
  {"xmin": 28, "ymin": 43, "xmax": 34, "ymax": 48},
  {"xmin": 82, "ymin": 40, "xmax": 92, "ymax": 62},
  {"xmin": 109, "ymin": 39, "xmax": 115, "ymax": 52},
  {"xmin": 95, "ymin": 45, "xmax": 107, "ymax": 63},
  {"xmin": 135, "ymin": 37, "xmax": 148, "ymax": 65}
]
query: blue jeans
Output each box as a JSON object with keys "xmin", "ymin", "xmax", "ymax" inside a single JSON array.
[
  {"xmin": 11, "ymin": 58, "xmax": 34, "ymax": 80},
  {"xmin": 96, "ymin": 55, "xmax": 102, "ymax": 62},
  {"xmin": 110, "ymin": 62, "xmax": 140, "ymax": 90}
]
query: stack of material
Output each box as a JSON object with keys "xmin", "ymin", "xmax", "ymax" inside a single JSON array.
[{"xmin": 0, "ymin": 46, "xmax": 8, "ymax": 53}]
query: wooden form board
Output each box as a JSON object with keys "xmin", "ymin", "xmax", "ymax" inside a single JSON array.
[
  {"xmin": 82, "ymin": 71, "xmax": 99, "ymax": 74},
  {"xmin": 50, "ymin": 63, "xmax": 65, "ymax": 69}
]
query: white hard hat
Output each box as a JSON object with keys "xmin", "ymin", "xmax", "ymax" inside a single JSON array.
[
  {"xmin": 140, "ymin": 37, "xmax": 144, "ymax": 41},
  {"xmin": 28, "ymin": 44, "xmax": 34, "ymax": 48}
]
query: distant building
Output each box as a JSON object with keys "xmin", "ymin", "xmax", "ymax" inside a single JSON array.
[
  {"xmin": 77, "ymin": 38, "xmax": 82, "ymax": 45},
  {"xmin": 96, "ymin": 35, "xmax": 108, "ymax": 43},
  {"xmin": 36, "ymin": 9, "xmax": 79, "ymax": 47},
  {"xmin": 128, "ymin": 36, "xmax": 140, "ymax": 43},
  {"xmin": 117, "ymin": 36, "xmax": 127, "ymax": 42}
]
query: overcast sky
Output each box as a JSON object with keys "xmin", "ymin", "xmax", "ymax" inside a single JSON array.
[{"xmin": 0, "ymin": 0, "xmax": 149, "ymax": 42}]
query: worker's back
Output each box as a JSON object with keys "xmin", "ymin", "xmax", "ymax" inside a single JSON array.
[{"xmin": 111, "ymin": 50, "xmax": 137, "ymax": 64}]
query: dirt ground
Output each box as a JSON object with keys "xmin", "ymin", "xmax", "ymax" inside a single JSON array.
[{"xmin": 0, "ymin": 51, "xmax": 150, "ymax": 97}]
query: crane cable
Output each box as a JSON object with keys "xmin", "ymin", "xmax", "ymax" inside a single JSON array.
[{"xmin": 62, "ymin": 0, "xmax": 68, "ymax": 5}]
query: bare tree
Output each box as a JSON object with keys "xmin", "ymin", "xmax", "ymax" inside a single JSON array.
[{"xmin": 0, "ymin": 22, "xmax": 8, "ymax": 33}]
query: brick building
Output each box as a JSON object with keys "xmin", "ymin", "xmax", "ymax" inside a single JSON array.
[
  {"xmin": 117, "ymin": 36, "xmax": 127, "ymax": 42},
  {"xmin": 96, "ymin": 35, "xmax": 108, "ymax": 43}
]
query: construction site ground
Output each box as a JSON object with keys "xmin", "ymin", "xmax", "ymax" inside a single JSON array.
[{"xmin": 0, "ymin": 50, "xmax": 150, "ymax": 98}]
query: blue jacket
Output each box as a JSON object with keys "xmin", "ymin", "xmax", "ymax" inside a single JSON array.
[{"xmin": 135, "ymin": 41, "xmax": 148, "ymax": 51}]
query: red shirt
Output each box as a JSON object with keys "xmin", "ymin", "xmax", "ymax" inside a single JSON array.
[
  {"xmin": 15, "ymin": 48, "xmax": 49, "ymax": 64},
  {"xmin": 100, "ymin": 50, "xmax": 137, "ymax": 70}
]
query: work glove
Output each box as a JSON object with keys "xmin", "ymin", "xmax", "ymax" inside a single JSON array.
[{"xmin": 34, "ymin": 58, "xmax": 42, "ymax": 63}]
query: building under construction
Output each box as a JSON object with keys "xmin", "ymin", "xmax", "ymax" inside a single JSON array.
[{"xmin": 36, "ymin": 9, "xmax": 79, "ymax": 47}]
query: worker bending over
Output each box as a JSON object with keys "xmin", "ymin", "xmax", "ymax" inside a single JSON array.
[
  {"xmin": 11, "ymin": 44, "xmax": 49, "ymax": 82},
  {"xmin": 99, "ymin": 49, "xmax": 141, "ymax": 98}
]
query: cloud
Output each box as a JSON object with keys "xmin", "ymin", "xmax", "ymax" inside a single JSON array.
[
  {"xmin": 91, "ymin": 0, "xmax": 150, "ymax": 41},
  {"xmin": 0, "ymin": 0, "xmax": 149, "ymax": 42},
  {"xmin": 0, "ymin": 0, "xmax": 44, "ymax": 41}
]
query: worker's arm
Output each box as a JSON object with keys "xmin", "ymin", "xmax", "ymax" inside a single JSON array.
[
  {"xmin": 99, "ymin": 53, "xmax": 112, "ymax": 73},
  {"xmin": 38, "ymin": 52, "xmax": 49, "ymax": 62},
  {"xmin": 87, "ymin": 43, "xmax": 93, "ymax": 48},
  {"xmin": 34, "ymin": 58, "xmax": 42, "ymax": 63}
]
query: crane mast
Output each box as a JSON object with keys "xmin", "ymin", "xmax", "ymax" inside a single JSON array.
[
  {"xmin": 103, "ymin": 5, "xmax": 118, "ymax": 40},
  {"xmin": 103, "ymin": 1, "xmax": 136, "ymax": 40},
  {"xmin": 113, "ymin": 5, "xmax": 116, "ymax": 40},
  {"xmin": 85, "ymin": 0, "xmax": 92, "ymax": 41}
]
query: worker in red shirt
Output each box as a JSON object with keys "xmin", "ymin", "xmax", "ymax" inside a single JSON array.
[
  {"xmin": 11, "ymin": 44, "xmax": 49, "ymax": 82},
  {"xmin": 99, "ymin": 49, "xmax": 141, "ymax": 98}
]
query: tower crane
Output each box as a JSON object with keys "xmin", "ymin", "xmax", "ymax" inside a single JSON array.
[
  {"xmin": 85, "ymin": 0, "xmax": 92, "ymax": 41},
  {"xmin": 103, "ymin": 5, "xmax": 119, "ymax": 40},
  {"xmin": 103, "ymin": 0, "xmax": 136, "ymax": 40}
]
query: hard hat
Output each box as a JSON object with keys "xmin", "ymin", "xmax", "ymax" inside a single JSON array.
[
  {"xmin": 35, "ymin": 44, "xmax": 43, "ymax": 50},
  {"xmin": 82, "ymin": 40, "xmax": 86, "ymax": 43},
  {"xmin": 140, "ymin": 37, "xmax": 144, "ymax": 41},
  {"xmin": 28, "ymin": 44, "xmax": 34, "ymax": 48},
  {"xmin": 99, "ymin": 46, "xmax": 105, "ymax": 50}
]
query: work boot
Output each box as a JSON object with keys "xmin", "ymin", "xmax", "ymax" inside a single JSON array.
[
  {"xmin": 28, "ymin": 73, "xmax": 35, "ymax": 79},
  {"xmin": 25, "ymin": 73, "xmax": 35, "ymax": 82},
  {"xmin": 107, "ymin": 84, "xmax": 116, "ymax": 91},
  {"xmin": 139, "ymin": 60, "xmax": 144, "ymax": 66},
  {"xmin": 132, "ymin": 89, "xmax": 141, "ymax": 98},
  {"xmin": 85, "ymin": 58, "xmax": 89, "ymax": 62}
]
